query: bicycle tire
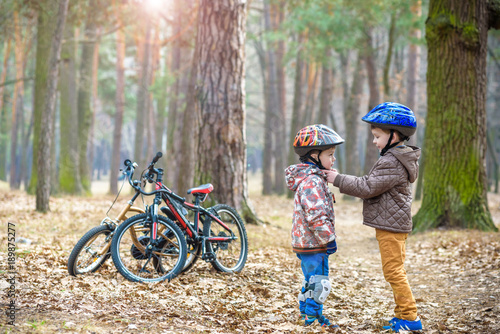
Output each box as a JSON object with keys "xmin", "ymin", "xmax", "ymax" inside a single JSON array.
[
  {"xmin": 111, "ymin": 213, "xmax": 187, "ymax": 282},
  {"xmin": 203, "ymin": 204, "xmax": 248, "ymax": 273},
  {"xmin": 67, "ymin": 225, "xmax": 113, "ymax": 276}
]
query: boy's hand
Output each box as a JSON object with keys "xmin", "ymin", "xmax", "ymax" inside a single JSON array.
[{"xmin": 325, "ymin": 170, "xmax": 338, "ymax": 184}]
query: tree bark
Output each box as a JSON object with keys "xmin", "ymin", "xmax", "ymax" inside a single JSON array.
[
  {"xmin": 302, "ymin": 62, "xmax": 319, "ymax": 125},
  {"xmin": 363, "ymin": 28, "xmax": 382, "ymax": 175},
  {"xmin": 36, "ymin": 0, "xmax": 70, "ymax": 212},
  {"xmin": 343, "ymin": 54, "xmax": 365, "ymax": 181},
  {"xmin": 317, "ymin": 48, "xmax": 334, "ymax": 125},
  {"xmin": 10, "ymin": 12, "xmax": 24, "ymax": 189},
  {"xmin": 272, "ymin": 2, "xmax": 286, "ymax": 195},
  {"xmin": 77, "ymin": 0, "xmax": 98, "ymax": 194},
  {"xmin": 413, "ymin": 0, "xmax": 497, "ymax": 231},
  {"xmin": 383, "ymin": 13, "xmax": 396, "ymax": 100},
  {"xmin": 194, "ymin": 0, "xmax": 257, "ymax": 223},
  {"xmin": 0, "ymin": 39, "xmax": 11, "ymax": 181},
  {"xmin": 59, "ymin": 22, "xmax": 82, "ymax": 194},
  {"xmin": 30, "ymin": 0, "xmax": 59, "ymax": 195},
  {"xmin": 110, "ymin": 12, "xmax": 126, "ymax": 194},
  {"xmin": 287, "ymin": 33, "xmax": 305, "ymax": 170},
  {"xmin": 134, "ymin": 21, "xmax": 152, "ymax": 168},
  {"xmin": 262, "ymin": 0, "xmax": 280, "ymax": 195},
  {"xmin": 88, "ymin": 30, "xmax": 100, "ymax": 182},
  {"xmin": 406, "ymin": 0, "xmax": 422, "ymax": 146}
]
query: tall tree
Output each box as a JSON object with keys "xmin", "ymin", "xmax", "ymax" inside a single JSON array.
[
  {"xmin": 194, "ymin": 0, "xmax": 257, "ymax": 222},
  {"xmin": 317, "ymin": 49, "xmax": 334, "ymax": 125},
  {"xmin": 343, "ymin": 54, "xmax": 365, "ymax": 181},
  {"xmin": 36, "ymin": 0, "xmax": 70, "ymax": 212},
  {"xmin": 272, "ymin": 1, "xmax": 287, "ymax": 195},
  {"xmin": 110, "ymin": 5, "xmax": 126, "ymax": 194},
  {"xmin": 58, "ymin": 19, "xmax": 82, "ymax": 194},
  {"xmin": 363, "ymin": 28, "xmax": 382, "ymax": 174},
  {"xmin": 77, "ymin": 0, "xmax": 99, "ymax": 194},
  {"xmin": 29, "ymin": 0, "xmax": 60, "ymax": 194},
  {"xmin": 134, "ymin": 19, "xmax": 152, "ymax": 168},
  {"xmin": 9, "ymin": 11, "xmax": 24, "ymax": 189},
  {"xmin": 0, "ymin": 39, "xmax": 12, "ymax": 181},
  {"xmin": 406, "ymin": 0, "xmax": 422, "ymax": 147},
  {"xmin": 413, "ymin": 0, "xmax": 500, "ymax": 231}
]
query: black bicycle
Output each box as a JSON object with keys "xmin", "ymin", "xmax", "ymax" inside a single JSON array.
[
  {"xmin": 111, "ymin": 153, "xmax": 248, "ymax": 283},
  {"xmin": 110, "ymin": 153, "xmax": 188, "ymax": 282}
]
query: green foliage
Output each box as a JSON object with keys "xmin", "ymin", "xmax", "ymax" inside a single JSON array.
[{"xmin": 273, "ymin": 0, "xmax": 424, "ymax": 64}]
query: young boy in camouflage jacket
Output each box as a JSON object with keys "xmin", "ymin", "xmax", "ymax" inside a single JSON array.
[{"xmin": 285, "ymin": 124, "xmax": 344, "ymax": 329}]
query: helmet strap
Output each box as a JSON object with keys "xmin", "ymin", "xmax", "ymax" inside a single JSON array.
[
  {"xmin": 303, "ymin": 152, "xmax": 326, "ymax": 170},
  {"xmin": 380, "ymin": 130, "xmax": 399, "ymax": 156}
]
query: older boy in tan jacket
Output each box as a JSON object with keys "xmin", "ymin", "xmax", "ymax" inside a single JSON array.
[{"xmin": 329, "ymin": 102, "xmax": 423, "ymax": 333}]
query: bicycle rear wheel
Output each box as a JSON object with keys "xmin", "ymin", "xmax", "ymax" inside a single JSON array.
[
  {"xmin": 203, "ymin": 204, "xmax": 248, "ymax": 273},
  {"xmin": 67, "ymin": 225, "xmax": 113, "ymax": 276},
  {"xmin": 111, "ymin": 213, "xmax": 187, "ymax": 282}
]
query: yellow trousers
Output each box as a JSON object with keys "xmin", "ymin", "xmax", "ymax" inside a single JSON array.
[{"xmin": 376, "ymin": 229, "xmax": 418, "ymax": 321}]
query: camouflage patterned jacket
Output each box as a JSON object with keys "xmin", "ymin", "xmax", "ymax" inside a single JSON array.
[{"xmin": 285, "ymin": 164, "xmax": 336, "ymax": 253}]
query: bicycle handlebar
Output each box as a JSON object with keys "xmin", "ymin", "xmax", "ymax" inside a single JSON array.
[{"xmin": 121, "ymin": 154, "xmax": 186, "ymax": 203}]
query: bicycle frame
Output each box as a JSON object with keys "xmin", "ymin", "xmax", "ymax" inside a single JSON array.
[
  {"xmin": 157, "ymin": 182, "xmax": 238, "ymax": 244},
  {"xmin": 121, "ymin": 154, "xmax": 239, "ymax": 264},
  {"xmin": 95, "ymin": 192, "xmax": 146, "ymax": 258}
]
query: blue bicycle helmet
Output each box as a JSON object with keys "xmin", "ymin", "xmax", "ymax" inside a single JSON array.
[{"xmin": 362, "ymin": 102, "xmax": 417, "ymax": 155}]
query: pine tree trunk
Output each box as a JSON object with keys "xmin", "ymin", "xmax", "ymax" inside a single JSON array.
[
  {"xmin": 273, "ymin": 3, "xmax": 286, "ymax": 195},
  {"xmin": 363, "ymin": 28, "xmax": 381, "ymax": 175},
  {"xmin": 383, "ymin": 13, "xmax": 396, "ymax": 100},
  {"xmin": 36, "ymin": 0, "xmax": 69, "ymax": 212},
  {"xmin": 406, "ymin": 0, "xmax": 422, "ymax": 146},
  {"xmin": 0, "ymin": 39, "xmax": 11, "ymax": 181},
  {"xmin": 88, "ymin": 32, "xmax": 100, "ymax": 181},
  {"xmin": 30, "ymin": 0, "xmax": 59, "ymax": 195},
  {"xmin": 59, "ymin": 23, "xmax": 82, "ymax": 194},
  {"xmin": 302, "ymin": 63, "xmax": 319, "ymax": 125},
  {"xmin": 343, "ymin": 54, "xmax": 365, "ymax": 181},
  {"xmin": 413, "ymin": 0, "xmax": 497, "ymax": 231},
  {"xmin": 134, "ymin": 21, "xmax": 152, "ymax": 167},
  {"xmin": 10, "ymin": 12, "xmax": 24, "ymax": 189},
  {"xmin": 110, "ymin": 17, "xmax": 125, "ymax": 194},
  {"xmin": 287, "ymin": 32, "xmax": 304, "ymax": 170},
  {"xmin": 194, "ymin": 0, "xmax": 257, "ymax": 222},
  {"xmin": 263, "ymin": 0, "xmax": 279, "ymax": 194},
  {"xmin": 165, "ymin": 10, "xmax": 182, "ymax": 188},
  {"xmin": 77, "ymin": 0, "xmax": 97, "ymax": 194},
  {"xmin": 317, "ymin": 49, "xmax": 333, "ymax": 125}
]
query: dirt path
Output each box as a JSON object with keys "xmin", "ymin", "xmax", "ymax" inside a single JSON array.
[{"xmin": 0, "ymin": 189, "xmax": 499, "ymax": 333}]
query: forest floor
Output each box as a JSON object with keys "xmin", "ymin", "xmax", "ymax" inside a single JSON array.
[{"xmin": 0, "ymin": 177, "xmax": 499, "ymax": 333}]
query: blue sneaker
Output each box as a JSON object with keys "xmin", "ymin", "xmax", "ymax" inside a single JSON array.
[
  {"xmin": 383, "ymin": 317, "xmax": 400, "ymax": 330},
  {"xmin": 391, "ymin": 317, "xmax": 422, "ymax": 332},
  {"xmin": 317, "ymin": 315, "xmax": 339, "ymax": 329},
  {"xmin": 305, "ymin": 315, "xmax": 339, "ymax": 328}
]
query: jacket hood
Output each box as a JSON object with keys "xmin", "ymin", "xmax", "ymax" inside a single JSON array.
[
  {"xmin": 285, "ymin": 164, "xmax": 326, "ymax": 191},
  {"xmin": 388, "ymin": 145, "xmax": 421, "ymax": 183}
]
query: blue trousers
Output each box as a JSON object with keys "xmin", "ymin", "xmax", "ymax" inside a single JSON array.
[{"xmin": 297, "ymin": 252, "xmax": 329, "ymax": 317}]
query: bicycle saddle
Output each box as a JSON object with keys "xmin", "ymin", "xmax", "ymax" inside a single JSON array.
[{"xmin": 187, "ymin": 183, "xmax": 214, "ymax": 195}]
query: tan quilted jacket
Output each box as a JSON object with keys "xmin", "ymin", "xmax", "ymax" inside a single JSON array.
[{"xmin": 333, "ymin": 146, "xmax": 421, "ymax": 233}]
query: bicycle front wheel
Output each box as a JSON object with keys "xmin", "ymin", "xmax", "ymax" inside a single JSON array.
[
  {"xmin": 67, "ymin": 225, "xmax": 113, "ymax": 276},
  {"xmin": 111, "ymin": 213, "xmax": 187, "ymax": 282},
  {"xmin": 203, "ymin": 204, "xmax": 248, "ymax": 273}
]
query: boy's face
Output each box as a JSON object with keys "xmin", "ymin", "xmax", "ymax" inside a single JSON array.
[
  {"xmin": 316, "ymin": 147, "xmax": 336, "ymax": 170},
  {"xmin": 371, "ymin": 127, "xmax": 393, "ymax": 152}
]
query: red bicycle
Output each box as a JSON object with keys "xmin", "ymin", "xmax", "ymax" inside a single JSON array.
[{"xmin": 111, "ymin": 153, "xmax": 248, "ymax": 283}]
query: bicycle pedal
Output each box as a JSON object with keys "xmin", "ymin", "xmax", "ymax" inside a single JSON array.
[{"xmin": 202, "ymin": 253, "xmax": 216, "ymax": 262}]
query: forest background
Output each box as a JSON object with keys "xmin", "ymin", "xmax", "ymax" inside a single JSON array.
[
  {"xmin": 1, "ymin": 0, "xmax": 500, "ymax": 333},
  {"xmin": 0, "ymin": 0, "xmax": 500, "ymax": 224}
]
